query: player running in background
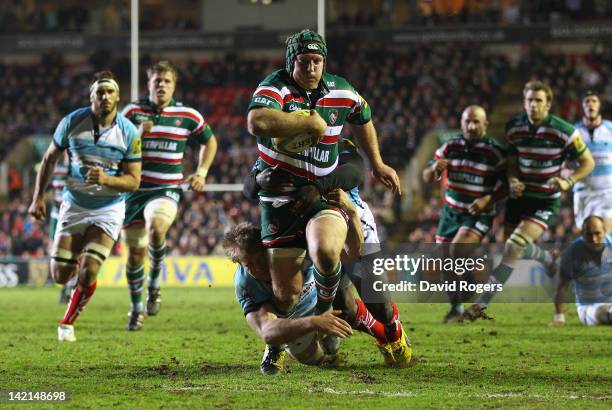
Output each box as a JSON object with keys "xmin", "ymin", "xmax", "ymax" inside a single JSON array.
[
  {"xmin": 28, "ymin": 71, "xmax": 142, "ymax": 342},
  {"xmin": 465, "ymin": 81, "xmax": 594, "ymax": 318},
  {"xmin": 571, "ymin": 90, "xmax": 612, "ymax": 232},
  {"xmin": 422, "ymin": 106, "xmax": 507, "ymax": 323},
  {"xmin": 247, "ymin": 29, "xmax": 400, "ymax": 319},
  {"xmin": 121, "ymin": 61, "xmax": 218, "ymax": 330},
  {"xmin": 548, "ymin": 216, "xmax": 612, "ymax": 327}
]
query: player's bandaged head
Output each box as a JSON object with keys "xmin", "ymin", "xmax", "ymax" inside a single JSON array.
[
  {"xmin": 285, "ymin": 29, "xmax": 327, "ymax": 74},
  {"xmin": 89, "ymin": 71, "xmax": 119, "ymax": 98}
]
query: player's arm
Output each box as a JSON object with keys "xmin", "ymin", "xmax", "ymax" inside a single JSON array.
[
  {"xmin": 246, "ymin": 304, "xmax": 352, "ymax": 344},
  {"xmin": 350, "ymin": 120, "xmax": 401, "ymax": 194},
  {"xmin": 324, "ymin": 189, "xmax": 363, "ymax": 261},
  {"xmin": 422, "ymin": 158, "xmax": 449, "ymax": 184},
  {"xmin": 313, "ymin": 151, "xmax": 365, "ymax": 193},
  {"xmin": 550, "ymin": 276, "xmax": 571, "ymax": 327},
  {"xmin": 87, "ymin": 160, "xmax": 141, "ymax": 192},
  {"xmin": 28, "ymin": 142, "xmax": 65, "ymax": 220},
  {"xmin": 247, "ymin": 108, "xmax": 327, "ymax": 139},
  {"xmin": 548, "ymin": 132, "xmax": 595, "ymax": 191},
  {"xmin": 506, "ymin": 153, "xmax": 525, "ymax": 198},
  {"xmin": 185, "ymin": 134, "xmax": 218, "ymax": 192}
]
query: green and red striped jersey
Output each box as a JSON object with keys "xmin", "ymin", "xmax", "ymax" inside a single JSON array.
[
  {"xmin": 434, "ymin": 135, "xmax": 506, "ymax": 214},
  {"xmin": 506, "ymin": 112, "xmax": 587, "ymax": 199},
  {"xmin": 248, "ymin": 69, "xmax": 371, "ymax": 193},
  {"xmin": 122, "ymin": 98, "xmax": 213, "ymax": 189}
]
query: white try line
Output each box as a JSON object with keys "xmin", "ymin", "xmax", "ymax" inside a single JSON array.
[{"xmin": 162, "ymin": 385, "xmax": 609, "ymax": 400}]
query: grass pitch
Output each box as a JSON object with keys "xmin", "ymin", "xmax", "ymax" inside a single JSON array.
[{"xmin": 0, "ymin": 287, "xmax": 610, "ymax": 409}]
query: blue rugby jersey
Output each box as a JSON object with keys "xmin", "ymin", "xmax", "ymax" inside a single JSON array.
[
  {"xmin": 559, "ymin": 235, "xmax": 612, "ymax": 307},
  {"xmin": 574, "ymin": 119, "xmax": 612, "ymax": 193},
  {"xmin": 234, "ymin": 265, "xmax": 316, "ymax": 318},
  {"xmin": 52, "ymin": 107, "xmax": 141, "ymax": 209}
]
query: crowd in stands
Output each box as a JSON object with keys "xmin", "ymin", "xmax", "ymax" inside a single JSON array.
[
  {"xmin": 2, "ymin": 1, "xmax": 610, "ymax": 34},
  {"xmin": 330, "ymin": 0, "xmax": 611, "ymax": 28},
  {"xmin": 0, "ymin": 40, "xmax": 608, "ymax": 257},
  {"xmin": 0, "ymin": 0, "xmax": 198, "ymax": 33}
]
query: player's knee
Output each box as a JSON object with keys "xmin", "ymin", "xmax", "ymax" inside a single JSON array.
[
  {"xmin": 505, "ymin": 232, "xmax": 531, "ymax": 259},
  {"xmin": 124, "ymin": 225, "xmax": 148, "ymax": 249},
  {"xmin": 311, "ymin": 245, "xmax": 340, "ymax": 273},
  {"xmin": 595, "ymin": 304, "xmax": 612, "ymax": 325},
  {"xmin": 51, "ymin": 249, "xmax": 78, "ymax": 284}
]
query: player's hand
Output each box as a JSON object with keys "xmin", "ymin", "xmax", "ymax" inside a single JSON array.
[
  {"xmin": 509, "ymin": 177, "xmax": 525, "ymax": 198},
  {"xmin": 313, "ymin": 310, "xmax": 353, "ymax": 338},
  {"xmin": 256, "ymin": 166, "xmax": 295, "ymax": 194},
  {"xmin": 138, "ymin": 120, "xmax": 154, "ymax": 136},
  {"xmin": 307, "ymin": 110, "xmax": 327, "ymax": 138},
  {"xmin": 373, "ymin": 163, "xmax": 402, "ymax": 195},
  {"xmin": 184, "ymin": 173, "xmax": 206, "ymax": 192},
  {"xmin": 469, "ymin": 195, "xmax": 491, "ymax": 215},
  {"xmin": 28, "ymin": 197, "xmax": 47, "ymax": 221},
  {"xmin": 291, "ymin": 184, "xmax": 321, "ymax": 217},
  {"xmin": 548, "ymin": 320, "xmax": 566, "ymax": 328},
  {"xmin": 547, "ymin": 177, "xmax": 570, "ymax": 192},
  {"xmin": 434, "ymin": 159, "xmax": 449, "ymax": 177},
  {"xmin": 324, "ymin": 188, "xmax": 356, "ymax": 216},
  {"xmin": 86, "ymin": 166, "xmax": 107, "ymax": 186}
]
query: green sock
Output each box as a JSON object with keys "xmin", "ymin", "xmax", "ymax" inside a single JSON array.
[
  {"xmin": 476, "ymin": 263, "xmax": 514, "ymax": 307},
  {"xmin": 313, "ymin": 263, "xmax": 342, "ymax": 314},
  {"xmin": 126, "ymin": 263, "xmax": 145, "ymax": 312},
  {"xmin": 522, "ymin": 243, "xmax": 553, "ymax": 266},
  {"xmin": 148, "ymin": 242, "xmax": 167, "ymax": 288}
]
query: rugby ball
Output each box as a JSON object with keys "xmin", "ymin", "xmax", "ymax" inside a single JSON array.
[{"xmin": 272, "ymin": 109, "xmax": 320, "ymax": 154}]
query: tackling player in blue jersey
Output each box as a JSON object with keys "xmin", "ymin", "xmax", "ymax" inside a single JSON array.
[
  {"xmin": 549, "ymin": 215, "xmax": 612, "ymax": 326},
  {"xmin": 28, "ymin": 71, "xmax": 142, "ymax": 342}
]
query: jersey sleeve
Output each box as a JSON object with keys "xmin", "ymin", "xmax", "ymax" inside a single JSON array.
[
  {"xmin": 433, "ymin": 142, "xmax": 448, "ymax": 161},
  {"xmin": 346, "ymin": 91, "xmax": 372, "ymax": 125},
  {"xmin": 121, "ymin": 103, "xmax": 140, "ymax": 126},
  {"xmin": 248, "ymin": 82, "xmax": 284, "ymax": 112},
  {"xmin": 124, "ymin": 122, "xmax": 142, "ymax": 162},
  {"xmin": 52, "ymin": 116, "xmax": 70, "ymax": 150},
  {"xmin": 234, "ymin": 266, "xmax": 270, "ymax": 316},
  {"xmin": 190, "ymin": 110, "xmax": 214, "ymax": 144},
  {"xmin": 563, "ymin": 129, "xmax": 588, "ymax": 160}
]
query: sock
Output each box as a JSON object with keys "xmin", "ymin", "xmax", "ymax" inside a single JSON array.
[
  {"xmin": 447, "ymin": 287, "xmax": 464, "ymax": 314},
  {"xmin": 313, "ymin": 263, "xmax": 342, "ymax": 314},
  {"xmin": 60, "ymin": 281, "xmax": 97, "ymax": 325},
  {"xmin": 126, "ymin": 263, "xmax": 145, "ymax": 313},
  {"xmin": 522, "ymin": 243, "xmax": 553, "ymax": 266},
  {"xmin": 352, "ymin": 299, "xmax": 388, "ymax": 344},
  {"xmin": 475, "ymin": 263, "xmax": 514, "ymax": 307},
  {"xmin": 384, "ymin": 303, "xmax": 402, "ymax": 343},
  {"xmin": 148, "ymin": 242, "xmax": 167, "ymax": 288}
]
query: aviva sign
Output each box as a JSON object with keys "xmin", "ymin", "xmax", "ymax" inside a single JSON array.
[{"xmin": 96, "ymin": 256, "xmax": 237, "ymax": 288}]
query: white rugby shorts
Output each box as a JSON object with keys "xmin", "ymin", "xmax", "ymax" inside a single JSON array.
[
  {"xmin": 55, "ymin": 200, "xmax": 125, "ymax": 241},
  {"xmin": 577, "ymin": 303, "xmax": 610, "ymax": 326},
  {"xmin": 573, "ymin": 190, "xmax": 612, "ymax": 229}
]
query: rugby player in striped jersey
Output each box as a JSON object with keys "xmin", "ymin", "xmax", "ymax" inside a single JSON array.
[
  {"xmin": 121, "ymin": 61, "xmax": 218, "ymax": 330},
  {"xmin": 423, "ymin": 106, "xmax": 507, "ymax": 322},
  {"xmin": 465, "ymin": 81, "xmax": 595, "ymax": 319},
  {"xmin": 247, "ymin": 29, "xmax": 400, "ymax": 324}
]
